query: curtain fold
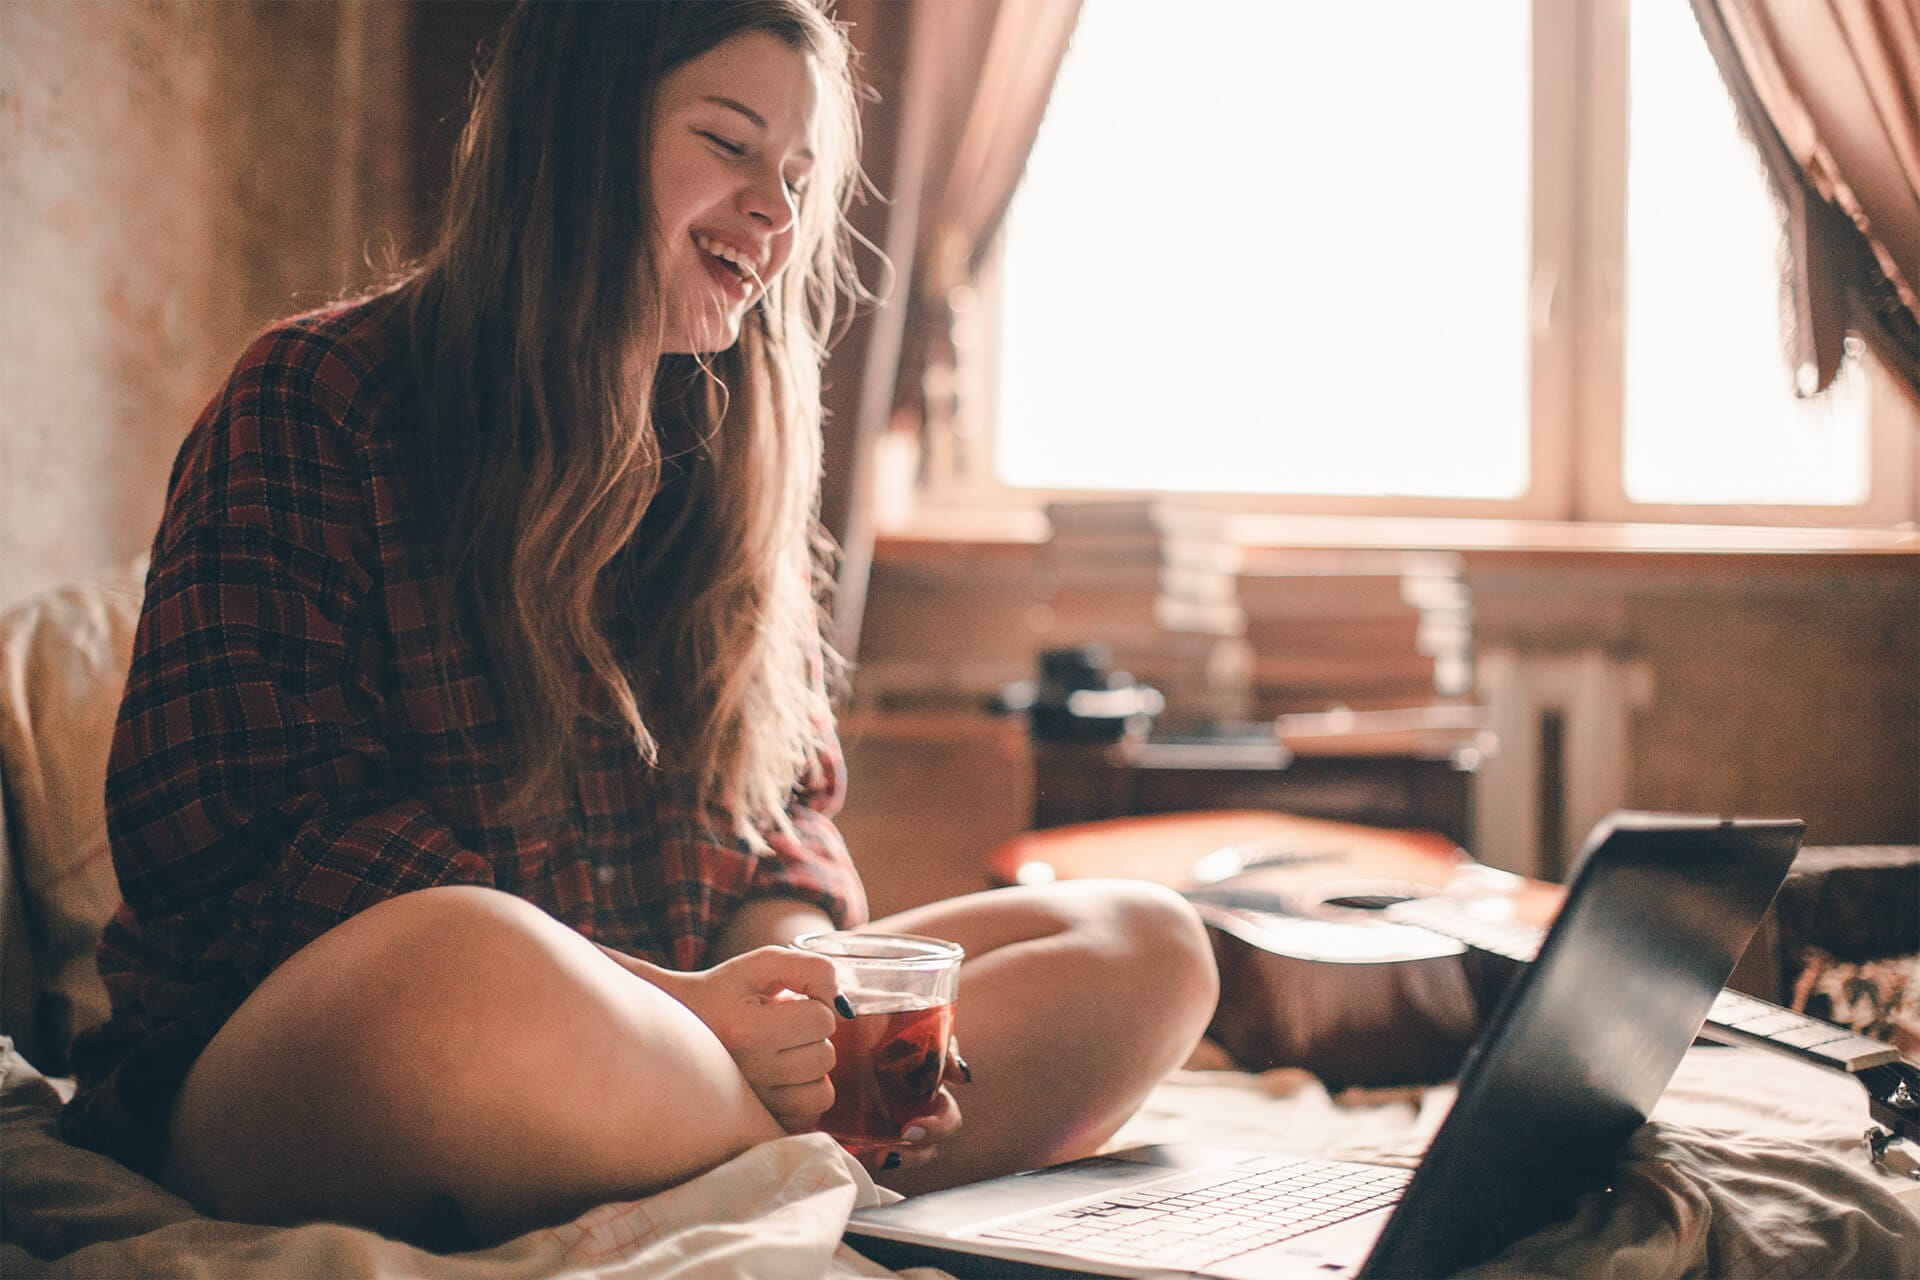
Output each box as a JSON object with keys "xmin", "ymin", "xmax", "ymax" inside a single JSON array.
[
  {"xmin": 820, "ymin": 0, "xmax": 1081, "ymax": 660},
  {"xmin": 1691, "ymin": 0, "xmax": 1920, "ymax": 400}
]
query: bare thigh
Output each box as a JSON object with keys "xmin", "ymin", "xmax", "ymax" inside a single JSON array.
[
  {"xmin": 865, "ymin": 879, "xmax": 1219, "ymax": 1194},
  {"xmin": 164, "ymin": 885, "xmax": 782, "ymax": 1247}
]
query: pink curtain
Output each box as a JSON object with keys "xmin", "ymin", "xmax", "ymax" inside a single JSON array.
[
  {"xmin": 1692, "ymin": 0, "xmax": 1920, "ymax": 400},
  {"xmin": 821, "ymin": 0, "xmax": 1082, "ymax": 658}
]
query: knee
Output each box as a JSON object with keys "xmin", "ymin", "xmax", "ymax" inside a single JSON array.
[
  {"xmin": 1074, "ymin": 880, "xmax": 1220, "ymax": 1016},
  {"xmin": 231, "ymin": 885, "xmax": 620, "ymax": 1066},
  {"xmin": 361, "ymin": 882, "xmax": 556, "ymax": 944},
  {"xmin": 331, "ymin": 885, "xmax": 583, "ymax": 987}
]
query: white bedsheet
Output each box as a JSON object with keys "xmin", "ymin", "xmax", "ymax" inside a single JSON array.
[
  {"xmin": 0, "ymin": 1039, "xmax": 933, "ymax": 1280},
  {"xmin": 4, "ymin": 1037, "xmax": 1916, "ymax": 1278}
]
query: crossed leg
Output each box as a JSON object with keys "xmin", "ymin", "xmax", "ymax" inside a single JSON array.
[
  {"xmin": 162, "ymin": 885, "xmax": 785, "ymax": 1247},
  {"xmin": 160, "ymin": 878, "xmax": 1217, "ymax": 1243}
]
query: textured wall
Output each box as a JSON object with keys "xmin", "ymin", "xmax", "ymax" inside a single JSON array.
[
  {"xmin": 0, "ymin": 0, "xmax": 414, "ymax": 610},
  {"xmin": 1466, "ymin": 555, "xmax": 1920, "ymax": 851},
  {"xmin": 1622, "ymin": 575, "xmax": 1918, "ymax": 842}
]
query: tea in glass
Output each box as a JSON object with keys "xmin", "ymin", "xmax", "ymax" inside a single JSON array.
[{"xmin": 792, "ymin": 931, "xmax": 963, "ymax": 1160}]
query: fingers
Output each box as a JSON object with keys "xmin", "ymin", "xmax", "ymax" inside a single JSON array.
[
  {"xmin": 739, "ymin": 945, "xmax": 845, "ymax": 1009},
  {"xmin": 695, "ymin": 959, "xmax": 838, "ymax": 1059},
  {"xmin": 881, "ymin": 1144, "xmax": 939, "ymax": 1173},
  {"xmin": 734, "ymin": 1009, "xmax": 836, "ymax": 1134},
  {"xmin": 745, "ymin": 1036, "xmax": 834, "ymax": 1087},
  {"xmin": 869, "ymin": 1088, "xmax": 962, "ymax": 1176},
  {"xmin": 907, "ymin": 1087, "xmax": 962, "ymax": 1142},
  {"xmin": 761, "ymin": 1076, "xmax": 835, "ymax": 1133},
  {"xmin": 743, "ymin": 1002, "xmax": 836, "ymax": 1127},
  {"xmin": 942, "ymin": 1036, "xmax": 972, "ymax": 1086},
  {"xmin": 755, "ymin": 989, "xmax": 837, "ymax": 1046}
]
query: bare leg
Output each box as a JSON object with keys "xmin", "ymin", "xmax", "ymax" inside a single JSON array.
[
  {"xmin": 163, "ymin": 885, "xmax": 784, "ymax": 1247},
  {"xmin": 865, "ymin": 879, "xmax": 1218, "ymax": 1195}
]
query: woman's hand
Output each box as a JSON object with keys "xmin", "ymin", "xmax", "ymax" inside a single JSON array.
[
  {"xmin": 661, "ymin": 945, "xmax": 846, "ymax": 1133},
  {"xmin": 875, "ymin": 1039, "xmax": 972, "ymax": 1175}
]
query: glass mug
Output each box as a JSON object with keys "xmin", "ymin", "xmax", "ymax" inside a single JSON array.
[{"xmin": 792, "ymin": 931, "xmax": 963, "ymax": 1160}]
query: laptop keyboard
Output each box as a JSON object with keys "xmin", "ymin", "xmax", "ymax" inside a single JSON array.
[{"xmin": 980, "ymin": 1157, "xmax": 1412, "ymax": 1269}]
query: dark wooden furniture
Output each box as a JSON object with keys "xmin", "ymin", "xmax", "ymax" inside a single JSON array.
[
  {"xmin": 1030, "ymin": 708, "xmax": 1488, "ymax": 848},
  {"xmin": 1728, "ymin": 844, "xmax": 1920, "ymax": 1004}
]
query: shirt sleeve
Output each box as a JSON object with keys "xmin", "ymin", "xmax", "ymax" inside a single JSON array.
[
  {"xmin": 103, "ymin": 324, "xmax": 494, "ymax": 1002},
  {"xmin": 747, "ymin": 704, "xmax": 870, "ymax": 931}
]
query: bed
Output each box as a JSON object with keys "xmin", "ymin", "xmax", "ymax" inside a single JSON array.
[
  {"xmin": 3, "ymin": 563, "xmax": 1917, "ymax": 1278},
  {"xmin": 4, "ymin": 1034, "xmax": 1917, "ymax": 1278}
]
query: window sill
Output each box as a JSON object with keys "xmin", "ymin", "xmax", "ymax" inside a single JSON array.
[{"xmin": 876, "ymin": 511, "xmax": 1920, "ymax": 567}]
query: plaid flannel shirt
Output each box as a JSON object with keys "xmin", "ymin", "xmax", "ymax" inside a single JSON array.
[{"xmin": 62, "ymin": 298, "xmax": 868, "ymax": 1173}]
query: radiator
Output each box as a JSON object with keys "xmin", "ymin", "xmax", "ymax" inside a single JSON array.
[{"xmin": 1472, "ymin": 648, "xmax": 1655, "ymax": 880}]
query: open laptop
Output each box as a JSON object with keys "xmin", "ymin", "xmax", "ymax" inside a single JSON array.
[{"xmin": 845, "ymin": 812, "xmax": 1805, "ymax": 1279}]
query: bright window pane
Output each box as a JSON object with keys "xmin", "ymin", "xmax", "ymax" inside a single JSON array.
[
  {"xmin": 996, "ymin": 1, "xmax": 1532, "ymax": 499},
  {"xmin": 1622, "ymin": 0, "xmax": 1869, "ymax": 506}
]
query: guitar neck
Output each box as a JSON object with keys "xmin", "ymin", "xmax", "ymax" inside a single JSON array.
[{"xmin": 1383, "ymin": 895, "xmax": 1903, "ymax": 1077}]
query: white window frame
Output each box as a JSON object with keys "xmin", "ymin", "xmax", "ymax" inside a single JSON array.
[
  {"xmin": 1568, "ymin": 0, "xmax": 1918, "ymax": 527},
  {"xmin": 903, "ymin": 0, "xmax": 1918, "ymax": 533}
]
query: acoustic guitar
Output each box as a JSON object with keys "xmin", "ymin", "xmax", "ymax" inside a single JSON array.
[{"xmin": 988, "ymin": 809, "xmax": 1918, "ymax": 1149}]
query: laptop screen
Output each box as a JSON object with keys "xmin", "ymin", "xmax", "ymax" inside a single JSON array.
[{"xmin": 1361, "ymin": 814, "xmax": 1804, "ymax": 1278}]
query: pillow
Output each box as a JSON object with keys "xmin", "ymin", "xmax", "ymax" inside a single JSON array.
[
  {"xmin": 0, "ymin": 556, "xmax": 148, "ymax": 1072},
  {"xmin": 1790, "ymin": 946, "xmax": 1920, "ymax": 1058}
]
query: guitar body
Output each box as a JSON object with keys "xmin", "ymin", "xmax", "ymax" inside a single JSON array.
[
  {"xmin": 1203, "ymin": 910, "xmax": 1488, "ymax": 1086},
  {"xmin": 988, "ymin": 810, "xmax": 1565, "ymax": 1085}
]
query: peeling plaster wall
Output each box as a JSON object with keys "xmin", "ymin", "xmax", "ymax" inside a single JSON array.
[{"xmin": 1, "ymin": 0, "xmax": 414, "ymax": 609}]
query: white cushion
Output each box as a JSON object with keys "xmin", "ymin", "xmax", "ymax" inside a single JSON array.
[{"xmin": 0, "ymin": 556, "xmax": 147, "ymax": 1069}]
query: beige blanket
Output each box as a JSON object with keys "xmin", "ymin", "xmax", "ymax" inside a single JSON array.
[
  {"xmin": 4, "ymin": 1037, "xmax": 1916, "ymax": 1278},
  {"xmin": 0, "ymin": 1040, "xmax": 938, "ymax": 1280}
]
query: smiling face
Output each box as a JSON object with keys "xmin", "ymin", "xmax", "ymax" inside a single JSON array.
[{"xmin": 648, "ymin": 31, "xmax": 822, "ymax": 356}]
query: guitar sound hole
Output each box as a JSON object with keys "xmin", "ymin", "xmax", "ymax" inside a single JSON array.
[
  {"xmin": 1313, "ymin": 879, "xmax": 1437, "ymax": 913},
  {"xmin": 1320, "ymin": 894, "xmax": 1412, "ymax": 911}
]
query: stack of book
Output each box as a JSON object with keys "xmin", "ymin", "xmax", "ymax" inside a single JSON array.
[
  {"xmin": 1236, "ymin": 549, "xmax": 1473, "ymax": 718},
  {"xmin": 1037, "ymin": 500, "xmax": 1253, "ymax": 728}
]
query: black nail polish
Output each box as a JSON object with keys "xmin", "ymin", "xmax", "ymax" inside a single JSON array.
[
  {"xmin": 951, "ymin": 1047, "xmax": 972, "ymax": 1083},
  {"xmin": 882, "ymin": 1151, "xmax": 902, "ymax": 1171},
  {"xmin": 834, "ymin": 993, "xmax": 855, "ymax": 1019}
]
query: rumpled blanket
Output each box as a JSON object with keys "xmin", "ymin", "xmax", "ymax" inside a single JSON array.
[
  {"xmin": 1462, "ymin": 1123, "xmax": 1919, "ymax": 1278},
  {"xmin": 0, "ymin": 1039, "xmax": 942, "ymax": 1279},
  {"xmin": 4, "ymin": 1036, "xmax": 1916, "ymax": 1278},
  {"xmin": 1110, "ymin": 1047, "xmax": 1920, "ymax": 1278}
]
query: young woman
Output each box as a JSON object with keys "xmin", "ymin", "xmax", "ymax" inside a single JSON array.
[{"xmin": 61, "ymin": 0, "xmax": 1218, "ymax": 1249}]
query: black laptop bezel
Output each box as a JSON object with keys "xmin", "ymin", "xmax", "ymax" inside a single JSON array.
[{"xmin": 1357, "ymin": 814, "xmax": 1804, "ymax": 1277}]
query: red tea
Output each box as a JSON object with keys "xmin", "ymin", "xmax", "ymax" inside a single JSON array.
[{"xmin": 820, "ymin": 998, "xmax": 955, "ymax": 1156}]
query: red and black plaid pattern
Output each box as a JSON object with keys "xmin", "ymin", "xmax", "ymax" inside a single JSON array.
[{"xmin": 61, "ymin": 299, "xmax": 867, "ymax": 1174}]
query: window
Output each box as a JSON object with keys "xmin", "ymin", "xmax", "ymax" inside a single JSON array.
[
  {"xmin": 922, "ymin": 0, "xmax": 1916, "ymax": 527},
  {"xmin": 1603, "ymin": 0, "xmax": 1896, "ymax": 520}
]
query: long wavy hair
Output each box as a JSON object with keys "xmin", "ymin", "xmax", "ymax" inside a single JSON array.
[{"xmin": 394, "ymin": 0, "xmax": 863, "ymax": 838}]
